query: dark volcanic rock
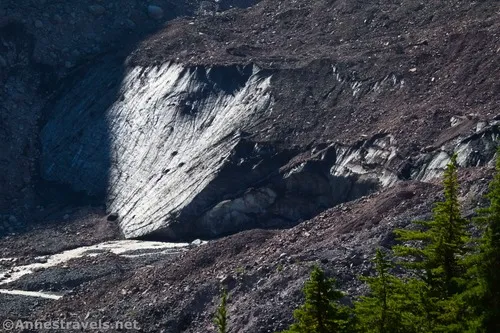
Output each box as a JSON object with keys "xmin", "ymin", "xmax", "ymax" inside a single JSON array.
[
  {"xmin": 13, "ymin": 172, "xmax": 491, "ymax": 333},
  {"xmin": 0, "ymin": 0, "xmax": 262, "ymax": 233},
  {"xmin": 147, "ymin": 5, "xmax": 164, "ymax": 20},
  {"xmin": 1, "ymin": 0, "xmax": 499, "ymax": 331},
  {"xmin": 34, "ymin": 0, "xmax": 500, "ymax": 240}
]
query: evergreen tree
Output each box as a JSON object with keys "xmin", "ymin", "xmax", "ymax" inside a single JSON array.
[
  {"xmin": 280, "ymin": 266, "xmax": 352, "ymax": 333},
  {"xmin": 214, "ymin": 288, "xmax": 229, "ymax": 333},
  {"xmin": 467, "ymin": 150, "xmax": 500, "ymax": 332},
  {"xmin": 393, "ymin": 154, "xmax": 470, "ymax": 331},
  {"xmin": 355, "ymin": 249, "xmax": 406, "ymax": 333}
]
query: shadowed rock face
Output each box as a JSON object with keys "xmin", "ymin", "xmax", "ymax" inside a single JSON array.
[
  {"xmin": 42, "ymin": 59, "xmax": 393, "ymax": 240},
  {"xmin": 0, "ymin": 0, "xmax": 264, "ymax": 234},
  {"xmin": 3, "ymin": 0, "xmax": 500, "ymax": 331},
  {"xmin": 41, "ymin": 52, "xmax": 500, "ymax": 240},
  {"xmin": 0, "ymin": 22, "xmax": 42, "ymax": 219},
  {"xmin": 34, "ymin": 0, "xmax": 499, "ymax": 243},
  {"xmin": 41, "ymin": 58, "xmax": 121, "ymax": 199},
  {"xmin": 4, "ymin": 0, "xmax": 500, "ymax": 240}
]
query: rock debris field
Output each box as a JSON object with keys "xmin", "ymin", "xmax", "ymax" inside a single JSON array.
[{"xmin": 0, "ymin": 0, "xmax": 499, "ymax": 332}]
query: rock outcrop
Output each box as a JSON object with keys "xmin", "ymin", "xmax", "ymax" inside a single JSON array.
[
  {"xmin": 4, "ymin": 0, "xmax": 500, "ymax": 241},
  {"xmin": 41, "ymin": 54, "xmax": 500, "ymax": 240},
  {"xmin": 2, "ymin": 0, "xmax": 500, "ymax": 332},
  {"xmin": 0, "ymin": 0, "xmax": 261, "ymax": 233}
]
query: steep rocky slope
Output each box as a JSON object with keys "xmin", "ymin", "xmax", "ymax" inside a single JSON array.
[
  {"xmin": 39, "ymin": 0, "xmax": 500, "ymax": 240},
  {"xmin": 0, "ymin": 0, "xmax": 260, "ymax": 233},
  {"xmin": 0, "ymin": 170, "xmax": 492, "ymax": 332},
  {"xmin": 0, "ymin": 0, "xmax": 499, "ymax": 332}
]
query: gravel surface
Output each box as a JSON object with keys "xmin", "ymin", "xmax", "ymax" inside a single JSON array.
[
  {"xmin": 0, "ymin": 0, "xmax": 499, "ymax": 331},
  {"xmin": 0, "ymin": 169, "xmax": 492, "ymax": 332}
]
